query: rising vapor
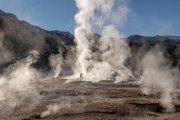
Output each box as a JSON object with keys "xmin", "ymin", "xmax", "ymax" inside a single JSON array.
[
  {"xmin": 73, "ymin": 0, "xmax": 132, "ymax": 82},
  {"xmin": 0, "ymin": 50, "xmax": 41, "ymax": 115},
  {"xmin": 140, "ymin": 46, "xmax": 179, "ymax": 113},
  {"xmin": 49, "ymin": 48, "xmax": 63, "ymax": 78}
]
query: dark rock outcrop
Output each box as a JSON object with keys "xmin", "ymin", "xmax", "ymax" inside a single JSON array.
[{"xmin": 128, "ymin": 35, "xmax": 180, "ymax": 72}]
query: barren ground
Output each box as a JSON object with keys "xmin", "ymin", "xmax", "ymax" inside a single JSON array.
[{"xmin": 1, "ymin": 79, "xmax": 180, "ymax": 120}]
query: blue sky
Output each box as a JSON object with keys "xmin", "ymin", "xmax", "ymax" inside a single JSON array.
[{"xmin": 0, "ymin": 0, "xmax": 180, "ymax": 37}]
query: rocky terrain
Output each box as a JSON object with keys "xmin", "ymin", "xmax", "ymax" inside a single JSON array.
[{"xmin": 1, "ymin": 80, "xmax": 180, "ymax": 120}]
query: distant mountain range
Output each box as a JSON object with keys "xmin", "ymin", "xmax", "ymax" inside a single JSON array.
[
  {"xmin": 0, "ymin": 9, "xmax": 180, "ymax": 73},
  {"xmin": 128, "ymin": 35, "xmax": 180, "ymax": 46}
]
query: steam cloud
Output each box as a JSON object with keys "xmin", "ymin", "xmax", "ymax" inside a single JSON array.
[
  {"xmin": 140, "ymin": 46, "xmax": 179, "ymax": 113},
  {"xmin": 0, "ymin": 50, "xmax": 41, "ymax": 115},
  {"xmin": 41, "ymin": 103, "xmax": 61, "ymax": 118},
  {"xmin": 73, "ymin": 0, "xmax": 132, "ymax": 82},
  {"xmin": 49, "ymin": 48, "xmax": 63, "ymax": 78},
  {"xmin": 41, "ymin": 101, "xmax": 71, "ymax": 118}
]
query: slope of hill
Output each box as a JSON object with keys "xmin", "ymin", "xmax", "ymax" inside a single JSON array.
[
  {"xmin": 0, "ymin": 9, "xmax": 75, "ymax": 72},
  {"xmin": 0, "ymin": 9, "xmax": 180, "ymax": 74}
]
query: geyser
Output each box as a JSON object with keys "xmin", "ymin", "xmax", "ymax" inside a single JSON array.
[{"xmin": 73, "ymin": 0, "xmax": 132, "ymax": 83}]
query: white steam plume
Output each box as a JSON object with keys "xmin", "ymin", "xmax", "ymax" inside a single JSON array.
[
  {"xmin": 0, "ymin": 50, "xmax": 41, "ymax": 116},
  {"xmin": 140, "ymin": 46, "xmax": 179, "ymax": 113},
  {"xmin": 41, "ymin": 101, "xmax": 71, "ymax": 118},
  {"xmin": 49, "ymin": 49, "xmax": 63, "ymax": 78},
  {"xmin": 74, "ymin": 0, "xmax": 131, "ymax": 82},
  {"xmin": 99, "ymin": 25, "xmax": 131, "ymax": 83},
  {"xmin": 41, "ymin": 103, "xmax": 60, "ymax": 118}
]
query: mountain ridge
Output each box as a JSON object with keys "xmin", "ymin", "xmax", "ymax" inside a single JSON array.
[{"xmin": 0, "ymin": 9, "xmax": 180, "ymax": 74}]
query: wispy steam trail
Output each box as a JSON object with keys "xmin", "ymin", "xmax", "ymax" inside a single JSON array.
[{"xmin": 49, "ymin": 49, "xmax": 63, "ymax": 78}]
